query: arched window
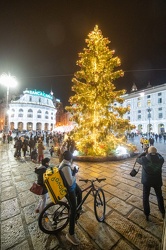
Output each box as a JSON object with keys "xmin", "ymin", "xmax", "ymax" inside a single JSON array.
[
  {"xmin": 28, "ymin": 109, "xmax": 33, "ymax": 112},
  {"xmin": 29, "ymin": 96, "xmax": 32, "ymax": 102},
  {"xmin": 19, "ymin": 109, "xmax": 23, "ymax": 112},
  {"xmin": 45, "ymin": 111, "xmax": 49, "ymax": 114},
  {"xmin": 39, "ymin": 98, "xmax": 41, "ymax": 103},
  {"xmin": 37, "ymin": 110, "xmax": 42, "ymax": 113}
]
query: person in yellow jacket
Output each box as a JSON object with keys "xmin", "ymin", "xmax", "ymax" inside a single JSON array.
[
  {"xmin": 140, "ymin": 136, "xmax": 144, "ymax": 148},
  {"xmin": 143, "ymin": 137, "xmax": 149, "ymax": 151}
]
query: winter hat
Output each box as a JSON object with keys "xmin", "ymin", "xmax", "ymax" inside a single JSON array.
[
  {"xmin": 148, "ymin": 146, "xmax": 157, "ymax": 154},
  {"xmin": 63, "ymin": 151, "xmax": 73, "ymax": 161},
  {"xmin": 42, "ymin": 157, "xmax": 50, "ymax": 166}
]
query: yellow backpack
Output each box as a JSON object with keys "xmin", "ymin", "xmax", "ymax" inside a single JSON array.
[{"xmin": 43, "ymin": 166, "xmax": 67, "ymax": 204}]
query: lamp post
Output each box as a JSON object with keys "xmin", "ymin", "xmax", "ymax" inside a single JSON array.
[
  {"xmin": 0, "ymin": 73, "xmax": 18, "ymax": 133},
  {"xmin": 147, "ymin": 107, "xmax": 151, "ymax": 139}
]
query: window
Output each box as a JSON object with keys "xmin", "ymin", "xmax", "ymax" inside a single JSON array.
[
  {"xmin": 19, "ymin": 109, "xmax": 23, "ymax": 112},
  {"xmin": 158, "ymin": 92, "xmax": 162, "ymax": 96},
  {"xmin": 27, "ymin": 114, "xmax": 33, "ymax": 118},
  {"xmin": 28, "ymin": 109, "xmax": 33, "ymax": 112},
  {"xmin": 37, "ymin": 115, "xmax": 41, "ymax": 118},
  {"xmin": 45, "ymin": 116, "xmax": 49, "ymax": 119},
  {"xmin": 138, "ymin": 110, "xmax": 141, "ymax": 113},
  {"xmin": 39, "ymin": 98, "xmax": 41, "ymax": 103},
  {"xmin": 127, "ymin": 111, "xmax": 130, "ymax": 114},
  {"xmin": 51, "ymin": 112, "xmax": 53, "ymax": 115},
  {"xmin": 147, "ymin": 100, "xmax": 151, "ymax": 106},
  {"xmin": 29, "ymin": 96, "xmax": 32, "ymax": 102},
  {"xmin": 138, "ymin": 115, "xmax": 141, "ymax": 120},
  {"xmin": 18, "ymin": 114, "xmax": 23, "ymax": 117},
  {"xmin": 11, "ymin": 109, "xmax": 15, "ymax": 112},
  {"xmin": 159, "ymin": 113, "xmax": 163, "ymax": 119},
  {"xmin": 147, "ymin": 95, "xmax": 151, "ymax": 98},
  {"xmin": 158, "ymin": 98, "xmax": 162, "ymax": 104},
  {"xmin": 137, "ymin": 102, "xmax": 141, "ymax": 107},
  {"xmin": 158, "ymin": 107, "xmax": 162, "ymax": 111},
  {"xmin": 51, "ymin": 117, "xmax": 53, "ymax": 120},
  {"xmin": 127, "ymin": 116, "xmax": 130, "ymax": 120},
  {"xmin": 11, "ymin": 114, "xmax": 14, "ymax": 117},
  {"xmin": 45, "ymin": 111, "xmax": 49, "ymax": 114},
  {"xmin": 37, "ymin": 110, "xmax": 42, "ymax": 113}
]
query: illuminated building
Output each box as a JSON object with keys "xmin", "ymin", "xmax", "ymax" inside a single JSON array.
[
  {"xmin": 122, "ymin": 83, "xmax": 166, "ymax": 135},
  {"xmin": 8, "ymin": 89, "xmax": 57, "ymax": 132}
]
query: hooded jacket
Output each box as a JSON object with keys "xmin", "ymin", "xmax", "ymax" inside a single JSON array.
[{"xmin": 136, "ymin": 153, "xmax": 164, "ymax": 186}]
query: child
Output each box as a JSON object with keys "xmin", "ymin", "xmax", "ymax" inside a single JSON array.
[
  {"xmin": 31, "ymin": 148, "xmax": 38, "ymax": 163},
  {"xmin": 49, "ymin": 146, "xmax": 54, "ymax": 157}
]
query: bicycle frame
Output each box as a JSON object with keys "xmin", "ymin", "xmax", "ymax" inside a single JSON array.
[{"xmin": 76, "ymin": 181, "xmax": 96, "ymax": 212}]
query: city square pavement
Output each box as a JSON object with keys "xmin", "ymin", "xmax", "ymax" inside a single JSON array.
[{"xmin": 0, "ymin": 136, "xmax": 166, "ymax": 250}]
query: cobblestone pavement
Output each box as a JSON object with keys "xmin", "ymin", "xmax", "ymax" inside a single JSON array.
[{"xmin": 0, "ymin": 137, "xmax": 166, "ymax": 250}]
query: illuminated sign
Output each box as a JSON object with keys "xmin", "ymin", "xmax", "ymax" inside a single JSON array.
[{"xmin": 23, "ymin": 89, "xmax": 53, "ymax": 99}]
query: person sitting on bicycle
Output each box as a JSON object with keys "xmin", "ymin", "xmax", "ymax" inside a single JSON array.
[{"xmin": 59, "ymin": 150, "xmax": 82, "ymax": 246}]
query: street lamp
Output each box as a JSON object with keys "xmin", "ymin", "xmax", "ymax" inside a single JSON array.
[
  {"xmin": 147, "ymin": 107, "xmax": 151, "ymax": 138},
  {"xmin": 0, "ymin": 73, "xmax": 18, "ymax": 133}
]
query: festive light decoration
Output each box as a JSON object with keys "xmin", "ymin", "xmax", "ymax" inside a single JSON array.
[{"xmin": 66, "ymin": 25, "xmax": 135, "ymax": 156}]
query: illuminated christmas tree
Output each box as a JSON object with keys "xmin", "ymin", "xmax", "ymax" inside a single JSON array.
[{"xmin": 66, "ymin": 25, "xmax": 135, "ymax": 156}]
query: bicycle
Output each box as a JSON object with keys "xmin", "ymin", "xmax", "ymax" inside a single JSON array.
[{"xmin": 38, "ymin": 178, "xmax": 106, "ymax": 234}]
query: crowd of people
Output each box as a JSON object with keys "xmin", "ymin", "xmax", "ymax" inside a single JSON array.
[{"xmin": 1, "ymin": 129, "xmax": 165, "ymax": 246}]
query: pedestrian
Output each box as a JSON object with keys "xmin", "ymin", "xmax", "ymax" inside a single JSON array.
[
  {"xmin": 59, "ymin": 151, "xmax": 82, "ymax": 245},
  {"xmin": 7, "ymin": 133, "xmax": 10, "ymax": 143},
  {"xmin": 22, "ymin": 138, "xmax": 28, "ymax": 157},
  {"xmin": 149, "ymin": 136, "xmax": 154, "ymax": 146},
  {"xmin": 37, "ymin": 139, "xmax": 45, "ymax": 163},
  {"xmin": 14, "ymin": 137, "xmax": 22, "ymax": 158},
  {"xmin": 2, "ymin": 133, "xmax": 6, "ymax": 143},
  {"xmin": 49, "ymin": 145, "xmax": 54, "ymax": 157},
  {"xmin": 29, "ymin": 137, "xmax": 36, "ymax": 154},
  {"xmin": 142, "ymin": 137, "xmax": 149, "ymax": 151},
  {"xmin": 136, "ymin": 146, "xmax": 165, "ymax": 221},
  {"xmin": 58, "ymin": 142, "xmax": 67, "ymax": 163},
  {"xmin": 35, "ymin": 157, "xmax": 50, "ymax": 213},
  {"xmin": 31, "ymin": 148, "xmax": 38, "ymax": 163},
  {"xmin": 140, "ymin": 136, "xmax": 144, "ymax": 149}
]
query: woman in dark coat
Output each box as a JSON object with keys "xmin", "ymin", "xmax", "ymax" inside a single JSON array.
[
  {"xmin": 35, "ymin": 157, "xmax": 50, "ymax": 213},
  {"xmin": 136, "ymin": 146, "xmax": 165, "ymax": 221}
]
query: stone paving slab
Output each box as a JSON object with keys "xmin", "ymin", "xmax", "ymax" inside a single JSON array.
[{"xmin": 1, "ymin": 140, "xmax": 166, "ymax": 249}]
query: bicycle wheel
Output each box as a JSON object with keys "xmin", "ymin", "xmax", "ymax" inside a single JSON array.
[
  {"xmin": 38, "ymin": 201, "xmax": 69, "ymax": 234},
  {"xmin": 94, "ymin": 188, "xmax": 106, "ymax": 222}
]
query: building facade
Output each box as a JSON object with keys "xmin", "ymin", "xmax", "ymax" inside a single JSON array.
[
  {"xmin": 122, "ymin": 83, "xmax": 166, "ymax": 135},
  {"xmin": 9, "ymin": 89, "xmax": 57, "ymax": 132}
]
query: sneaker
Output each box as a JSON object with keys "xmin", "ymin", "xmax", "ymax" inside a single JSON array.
[{"xmin": 66, "ymin": 233, "xmax": 80, "ymax": 245}]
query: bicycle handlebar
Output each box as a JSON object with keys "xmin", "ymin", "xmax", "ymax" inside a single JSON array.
[{"xmin": 79, "ymin": 178, "xmax": 106, "ymax": 183}]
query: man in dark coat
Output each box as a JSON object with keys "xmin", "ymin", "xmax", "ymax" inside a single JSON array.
[{"xmin": 136, "ymin": 146, "xmax": 165, "ymax": 221}]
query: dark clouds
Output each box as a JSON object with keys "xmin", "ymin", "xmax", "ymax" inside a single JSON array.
[{"xmin": 0, "ymin": 1, "xmax": 166, "ymax": 105}]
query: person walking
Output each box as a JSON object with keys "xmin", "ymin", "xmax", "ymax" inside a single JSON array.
[
  {"xmin": 136, "ymin": 146, "xmax": 165, "ymax": 221},
  {"xmin": 59, "ymin": 151, "xmax": 82, "ymax": 245},
  {"xmin": 37, "ymin": 139, "xmax": 45, "ymax": 163},
  {"xmin": 35, "ymin": 158, "xmax": 50, "ymax": 213},
  {"xmin": 149, "ymin": 136, "xmax": 154, "ymax": 146}
]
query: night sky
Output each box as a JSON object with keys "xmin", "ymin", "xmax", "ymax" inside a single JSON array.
[{"xmin": 0, "ymin": 0, "xmax": 166, "ymax": 106}]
